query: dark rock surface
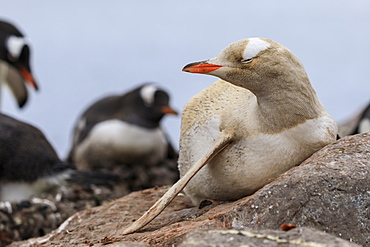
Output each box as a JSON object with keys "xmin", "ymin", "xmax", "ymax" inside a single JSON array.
[{"xmin": 8, "ymin": 133, "xmax": 370, "ymax": 246}]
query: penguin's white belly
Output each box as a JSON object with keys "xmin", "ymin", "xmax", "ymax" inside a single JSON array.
[
  {"xmin": 0, "ymin": 172, "xmax": 70, "ymax": 201},
  {"xmin": 75, "ymin": 120, "xmax": 167, "ymax": 165},
  {"xmin": 179, "ymin": 116, "xmax": 337, "ymax": 205}
]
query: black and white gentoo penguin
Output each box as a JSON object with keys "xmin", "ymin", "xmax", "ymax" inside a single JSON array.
[
  {"xmin": 67, "ymin": 83, "xmax": 178, "ymax": 191},
  {"xmin": 121, "ymin": 38, "xmax": 338, "ymax": 234},
  {"xmin": 339, "ymin": 102, "xmax": 370, "ymax": 136},
  {"xmin": 0, "ymin": 114, "xmax": 118, "ymax": 202},
  {"xmin": 0, "ymin": 20, "xmax": 38, "ymax": 108}
]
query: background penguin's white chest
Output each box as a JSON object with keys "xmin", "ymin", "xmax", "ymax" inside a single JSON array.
[{"xmin": 75, "ymin": 119, "xmax": 167, "ymax": 165}]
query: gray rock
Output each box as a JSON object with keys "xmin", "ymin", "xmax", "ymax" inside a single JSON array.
[
  {"xmin": 0, "ymin": 184, "xmax": 123, "ymax": 246},
  {"xmin": 0, "ymin": 160, "xmax": 178, "ymax": 245},
  {"xmin": 106, "ymin": 243, "xmax": 150, "ymax": 247},
  {"xmin": 9, "ymin": 133, "xmax": 370, "ymax": 247},
  {"xmin": 219, "ymin": 132, "xmax": 370, "ymax": 246},
  {"xmin": 179, "ymin": 227, "xmax": 360, "ymax": 247}
]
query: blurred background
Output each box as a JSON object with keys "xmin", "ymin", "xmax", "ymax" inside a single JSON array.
[{"xmin": 1, "ymin": 1, "xmax": 369, "ymax": 158}]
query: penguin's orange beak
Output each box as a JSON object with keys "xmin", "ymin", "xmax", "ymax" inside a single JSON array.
[
  {"xmin": 161, "ymin": 106, "xmax": 178, "ymax": 115},
  {"xmin": 19, "ymin": 66, "xmax": 38, "ymax": 90},
  {"xmin": 182, "ymin": 61, "xmax": 222, "ymax": 74}
]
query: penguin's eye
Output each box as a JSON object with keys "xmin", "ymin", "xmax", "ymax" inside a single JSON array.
[{"xmin": 241, "ymin": 58, "xmax": 253, "ymax": 63}]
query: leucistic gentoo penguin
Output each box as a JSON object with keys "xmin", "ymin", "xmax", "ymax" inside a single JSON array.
[
  {"xmin": 0, "ymin": 20, "xmax": 38, "ymax": 108},
  {"xmin": 121, "ymin": 38, "xmax": 338, "ymax": 234},
  {"xmin": 67, "ymin": 83, "xmax": 178, "ymax": 190},
  {"xmin": 0, "ymin": 114, "xmax": 118, "ymax": 201},
  {"xmin": 339, "ymin": 102, "xmax": 370, "ymax": 136}
]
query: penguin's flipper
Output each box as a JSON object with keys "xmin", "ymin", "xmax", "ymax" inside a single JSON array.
[{"xmin": 121, "ymin": 131, "xmax": 234, "ymax": 235}]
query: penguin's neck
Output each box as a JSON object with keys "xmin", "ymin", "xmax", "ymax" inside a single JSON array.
[
  {"xmin": 0, "ymin": 61, "xmax": 8, "ymax": 111},
  {"xmin": 253, "ymin": 77, "xmax": 324, "ymax": 134}
]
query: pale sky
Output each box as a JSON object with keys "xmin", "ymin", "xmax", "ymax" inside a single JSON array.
[{"xmin": 1, "ymin": 1, "xmax": 370, "ymax": 157}]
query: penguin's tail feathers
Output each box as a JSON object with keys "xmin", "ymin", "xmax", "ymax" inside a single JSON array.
[{"xmin": 67, "ymin": 169, "xmax": 120, "ymax": 186}]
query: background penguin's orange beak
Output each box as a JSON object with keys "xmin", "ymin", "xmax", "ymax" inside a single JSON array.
[
  {"xmin": 161, "ymin": 106, "xmax": 178, "ymax": 115},
  {"xmin": 19, "ymin": 66, "xmax": 38, "ymax": 90}
]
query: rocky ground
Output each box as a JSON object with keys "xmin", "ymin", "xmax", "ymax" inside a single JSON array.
[
  {"xmin": 3, "ymin": 133, "xmax": 370, "ymax": 246},
  {"xmin": 0, "ymin": 159, "xmax": 178, "ymax": 246}
]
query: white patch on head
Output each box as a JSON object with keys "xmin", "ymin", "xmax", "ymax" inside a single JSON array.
[
  {"xmin": 6, "ymin": 35, "xmax": 28, "ymax": 60},
  {"xmin": 242, "ymin": 38, "xmax": 271, "ymax": 61},
  {"xmin": 140, "ymin": 84, "xmax": 159, "ymax": 106}
]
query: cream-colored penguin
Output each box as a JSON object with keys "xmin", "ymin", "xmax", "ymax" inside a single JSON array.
[{"xmin": 121, "ymin": 37, "xmax": 338, "ymax": 234}]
